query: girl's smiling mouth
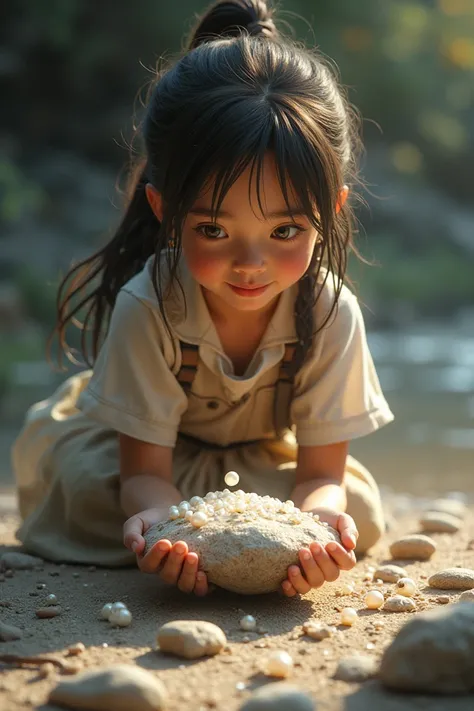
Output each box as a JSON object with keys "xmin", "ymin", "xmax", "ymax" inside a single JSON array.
[{"xmin": 227, "ymin": 283, "xmax": 272, "ymax": 297}]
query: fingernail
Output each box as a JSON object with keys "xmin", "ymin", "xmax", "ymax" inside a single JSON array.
[
  {"xmin": 158, "ymin": 542, "xmax": 169, "ymax": 552},
  {"xmin": 350, "ymin": 535, "xmax": 357, "ymax": 547},
  {"xmin": 131, "ymin": 541, "xmax": 138, "ymax": 553},
  {"xmin": 326, "ymin": 542, "xmax": 337, "ymax": 553},
  {"xmin": 283, "ymin": 581, "xmax": 292, "ymax": 591},
  {"xmin": 175, "ymin": 544, "xmax": 186, "ymax": 555},
  {"xmin": 301, "ymin": 551, "xmax": 311, "ymax": 561},
  {"xmin": 312, "ymin": 543, "xmax": 321, "ymax": 555}
]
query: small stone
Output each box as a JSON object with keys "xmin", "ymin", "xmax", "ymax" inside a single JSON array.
[
  {"xmin": 36, "ymin": 583, "xmax": 46, "ymax": 590},
  {"xmin": 157, "ymin": 620, "xmax": 226, "ymax": 659},
  {"xmin": 429, "ymin": 568, "xmax": 474, "ymax": 590},
  {"xmin": 0, "ymin": 620, "xmax": 23, "ymax": 641},
  {"xmin": 379, "ymin": 603, "xmax": 474, "ymax": 693},
  {"xmin": 67, "ymin": 642, "xmax": 86, "ymax": 656},
  {"xmin": 383, "ymin": 596, "xmax": 417, "ymax": 613},
  {"xmin": 302, "ymin": 621, "xmax": 335, "ymax": 640},
  {"xmin": 435, "ymin": 596, "xmax": 450, "ymax": 604},
  {"xmin": 49, "ymin": 664, "xmax": 168, "ymax": 710},
  {"xmin": 459, "ymin": 590, "xmax": 474, "ymax": 603},
  {"xmin": 373, "ymin": 564, "xmax": 408, "ymax": 583},
  {"xmin": 426, "ymin": 498, "xmax": 466, "ymax": 519},
  {"xmin": 389, "ymin": 535, "xmax": 436, "ymax": 561},
  {"xmin": 239, "ymin": 683, "xmax": 315, "ymax": 711},
  {"xmin": 1, "ymin": 552, "xmax": 43, "ymax": 570},
  {"xmin": 263, "ymin": 651, "xmax": 294, "ymax": 678},
  {"xmin": 5, "ymin": 570, "xmax": 14, "ymax": 578},
  {"xmin": 419, "ymin": 511, "xmax": 462, "ymax": 534},
  {"xmin": 36, "ymin": 606, "xmax": 62, "ymax": 618},
  {"xmin": 334, "ymin": 655, "xmax": 378, "ymax": 682}
]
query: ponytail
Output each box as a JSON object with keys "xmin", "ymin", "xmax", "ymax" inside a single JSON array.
[{"xmin": 51, "ymin": 159, "xmax": 160, "ymax": 367}]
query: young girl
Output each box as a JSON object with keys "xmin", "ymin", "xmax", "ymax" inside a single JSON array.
[{"xmin": 12, "ymin": 0, "xmax": 393, "ymax": 598}]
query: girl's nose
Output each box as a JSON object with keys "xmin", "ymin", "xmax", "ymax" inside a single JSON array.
[{"xmin": 232, "ymin": 245, "xmax": 266, "ymax": 275}]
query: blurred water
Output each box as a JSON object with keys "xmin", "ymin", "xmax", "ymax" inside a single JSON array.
[{"xmin": 0, "ymin": 323, "xmax": 473, "ymax": 498}]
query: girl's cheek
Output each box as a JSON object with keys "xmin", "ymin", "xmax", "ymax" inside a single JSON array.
[
  {"xmin": 275, "ymin": 249, "xmax": 313, "ymax": 282},
  {"xmin": 183, "ymin": 247, "xmax": 224, "ymax": 282}
]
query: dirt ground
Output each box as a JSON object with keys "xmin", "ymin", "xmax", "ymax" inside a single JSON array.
[{"xmin": 1, "ymin": 494, "xmax": 474, "ymax": 711}]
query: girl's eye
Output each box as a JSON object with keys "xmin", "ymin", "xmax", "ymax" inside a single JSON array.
[
  {"xmin": 195, "ymin": 224, "xmax": 227, "ymax": 240},
  {"xmin": 272, "ymin": 224, "xmax": 304, "ymax": 241}
]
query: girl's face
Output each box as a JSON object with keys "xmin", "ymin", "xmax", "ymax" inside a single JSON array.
[{"xmin": 180, "ymin": 154, "xmax": 319, "ymax": 320}]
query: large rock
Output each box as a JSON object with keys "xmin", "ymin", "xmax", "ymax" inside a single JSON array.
[
  {"xmin": 144, "ymin": 510, "xmax": 339, "ymax": 595},
  {"xmin": 48, "ymin": 665, "xmax": 167, "ymax": 711},
  {"xmin": 379, "ymin": 603, "xmax": 474, "ymax": 693}
]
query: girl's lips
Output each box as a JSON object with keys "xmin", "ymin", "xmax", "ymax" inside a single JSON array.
[{"xmin": 227, "ymin": 283, "xmax": 271, "ymax": 297}]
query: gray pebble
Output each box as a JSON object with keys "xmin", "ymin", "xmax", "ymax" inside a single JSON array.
[
  {"xmin": 157, "ymin": 620, "xmax": 226, "ymax": 659},
  {"xmin": 0, "ymin": 620, "xmax": 23, "ymax": 641},
  {"xmin": 383, "ymin": 595, "xmax": 417, "ymax": 613},
  {"xmin": 429, "ymin": 568, "xmax": 474, "ymax": 590},
  {"xmin": 1, "ymin": 552, "xmax": 43, "ymax": 570},
  {"xmin": 36, "ymin": 606, "xmax": 62, "ymax": 618},
  {"xmin": 390, "ymin": 534, "xmax": 436, "ymax": 561},
  {"xmin": 49, "ymin": 664, "xmax": 168, "ymax": 711},
  {"xmin": 380, "ymin": 603, "xmax": 474, "ymax": 693},
  {"xmin": 239, "ymin": 683, "xmax": 315, "ymax": 710},
  {"xmin": 334, "ymin": 655, "xmax": 378, "ymax": 683},
  {"xmin": 459, "ymin": 590, "xmax": 474, "ymax": 603}
]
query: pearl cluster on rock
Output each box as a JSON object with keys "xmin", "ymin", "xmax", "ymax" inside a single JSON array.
[
  {"xmin": 168, "ymin": 487, "xmax": 322, "ymax": 530},
  {"xmin": 100, "ymin": 601, "xmax": 132, "ymax": 627}
]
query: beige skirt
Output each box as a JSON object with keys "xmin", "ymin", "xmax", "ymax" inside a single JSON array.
[{"xmin": 12, "ymin": 372, "xmax": 385, "ymax": 566}]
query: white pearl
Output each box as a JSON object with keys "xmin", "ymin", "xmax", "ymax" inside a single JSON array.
[
  {"xmin": 205, "ymin": 492, "xmax": 217, "ymax": 501},
  {"xmin": 110, "ymin": 601, "xmax": 127, "ymax": 614},
  {"xmin": 264, "ymin": 650, "xmax": 293, "ymax": 678},
  {"xmin": 178, "ymin": 500, "xmax": 190, "ymax": 510},
  {"xmin": 109, "ymin": 608, "xmax": 132, "ymax": 627},
  {"xmin": 99, "ymin": 603, "xmax": 113, "ymax": 620},
  {"xmin": 340, "ymin": 583, "xmax": 355, "ymax": 595},
  {"xmin": 224, "ymin": 470, "xmax": 240, "ymax": 487},
  {"xmin": 340, "ymin": 608, "xmax": 358, "ymax": 626},
  {"xmin": 364, "ymin": 590, "xmax": 385, "ymax": 609},
  {"xmin": 169, "ymin": 506, "xmax": 180, "ymax": 520},
  {"xmin": 190, "ymin": 511, "xmax": 208, "ymax": 528},
  {"xmin": 396, "ymin": 577, "xmax": 417, "ymax": 597},
  {"xmin": 178, "ymin": 503, "xmax": 190, "ymax": 517},
  {"xmin": 189, "ymin": 496, "xmax": 204, "ymax": 508},
  {"xmin": 45, "ymin": 594, "xmax": 58, "ymax": 606},
  {"xmin": 240, "ymin": 615, "xmax": 257, "ymax": 631},
  {"xmin": 185, "ymin": 510, "xmax": 194, "ymax": 522}
]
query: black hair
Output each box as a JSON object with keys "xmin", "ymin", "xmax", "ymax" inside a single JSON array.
[{"xmin": 54, "ymin": 0, "xmax": 362, "ymax": 375}]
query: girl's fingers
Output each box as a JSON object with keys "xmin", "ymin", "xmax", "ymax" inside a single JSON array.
[
  {"xmin": 159, "ymin": 541, "xmax": 188, "ymax": 584},
  {"xmin": 287, "ymin": 565, "xmax": 312, "ymax": 595},
  {"xmin": 177, "ymin": 552, "xmax": 199, "ymax": 593},
  {"xmin": 309, "ymin": 542, "xmax": 340, "ymax": 582},
  {"xmin": 194, "ymin": 571, "xmax": 209, "ymax": 597},
  {"xmin": 337, "ymin": 514, "xmax": 359, "ymax": 550},
  {"xmin": 123, "ymin": 515, "xmax": 146, "ymax": 552},
  {"xmin": 298, "ymin": 548, "xmax": 325, "ymax": 588},
  {"xmin": 326, "ymin": 542, "xmax": 357, "ymax": 570},
  {"xmin": 138, "ymin": 538, "xmax": 172, "ymax": 573},
  {"xmin": 281, "ymin": 579, "xmax": 298, "ymax": 597}
]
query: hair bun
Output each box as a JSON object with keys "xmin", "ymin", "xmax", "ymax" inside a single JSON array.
[
  {"xmin": 247, "ymin": 18, "xmax": 276, "ymax": 36},
  {"xmin": 187, "ymin": 0, "xmax": 277, "ymax": 50}
]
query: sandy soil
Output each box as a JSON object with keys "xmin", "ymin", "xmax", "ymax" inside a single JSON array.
[{"xmin": 1, "ymin": 496, "xmax": 474, "ymax": 711}]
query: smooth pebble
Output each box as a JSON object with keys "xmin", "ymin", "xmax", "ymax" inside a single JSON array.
[
  {"xmin": 302, "ymin": 621, "xmax": 335, "ymax": 640},
  {"xmin": 49, "ymin": 664, "xmax": 168, "ymax": 711},
  {"xmin": 459, "ymin": 590, "xmax": 474, "ymax": 602},
  {"xmin": 157, "ymin": 620, "xmax": 226, "ymax": 659},
  {"xmin": 0, "ymin": 620, "xmax": 23, "ymax": 641},
  {"xmin": 426, "ymin": 498, "xmax": 466, "ymax": 519},
  {"xmin": 1, "ymin": 552, "xmax": 43, "ymax": 570},
  {"xmin": 389, "ymin": 534, "xmax": 436, "ymax": 561},
  {"xmin": 36, "ymin": 606, "xmax": 62, "ymax": 618},
  {"xmin": 334, "ymin": 655, "xmax": 378, "ymax": 682},
  {"xmin": 428, "ymin": 568, "xmax": 474, "ymax": 590},
  {"xmin": 380, "ymin": 603, "xmax": 474, "ymax": 693},
  {"xmin": 373, "ymin": 564, "xmax": 408, "ymax": 583},
  {"xmin": 419, "ymin": 511, "xmax": 462, "ymax": 534},
  {"xmin": 239, "ymin": 682, "xmax": 315, "ymax": 711},
  {"xmin": 383, "ymin": 596, "xmax": 416, "ymax": 613}
]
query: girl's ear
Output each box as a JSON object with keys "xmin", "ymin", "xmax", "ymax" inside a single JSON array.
[
  {"xmin": 145, "ymin": 183, "xmax": 164, "ymax": 221},
  {"xmin": 336, "ymin": 185, "xmax": 349, "ymax": 214}
]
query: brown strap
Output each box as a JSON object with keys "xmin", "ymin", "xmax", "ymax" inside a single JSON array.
[{"xmin": 176, "ymin": 341, "xmax": 199, "ymax": 391}]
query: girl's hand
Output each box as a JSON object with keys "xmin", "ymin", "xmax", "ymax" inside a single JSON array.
[
  {"xmin": 123, "ymin": 509, "xmax": 210, "ymax": 596},
  {"xmin": 281, "ymin": 510, "xmax": 358, "ymax": 597}
]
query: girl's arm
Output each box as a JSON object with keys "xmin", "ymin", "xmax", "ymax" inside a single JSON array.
[
  {"xmin": 119, "ymin": 433, "xmax": 180, "ymax": 518},
  {"xmin": 291, "ymin": 441, "xmax": 348, "ymax": 514}
]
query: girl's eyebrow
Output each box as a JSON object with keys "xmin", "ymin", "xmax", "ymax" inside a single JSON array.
[{"xmin": 189, "ymin": 206, "xmax": 306, "ymax": 219}]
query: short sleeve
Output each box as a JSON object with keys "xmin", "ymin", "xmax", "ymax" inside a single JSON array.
[
  {"xmin": 291, "ymin": 285, "xmax": 394, "ymax": 446},
  {"xmin": 77, "ymin": 288, "xmax": 188, "ymax": 447}
]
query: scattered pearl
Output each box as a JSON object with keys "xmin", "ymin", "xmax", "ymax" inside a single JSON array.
[
  {"xmin": 169, "ymin": 506, "xmax": 180, "ymax": 520},
  {"xmin": 340, "ymin": 608, "xmax": 358, "ymax": 626},
  {"xmin": 364, "ymin": 590, "xmax": 385, "ymax": 609},
  {"xmin": 340, "ymin": 583, "xmax": 355, "ymax": 595},
  {"xmin": 264, "ymin": 650, "xmax": 294, "ymax": 678},
  {"xmin": 99, "ymin": 603, "xmax": 113, "ymax": 620},
  {"xmin": 240, "ymin": 615, "xmax": 257, "ymax": 631},
  {"xmin": 45, "ymin": 594, "xmax": 58, "ymax": 606},
  {"xmin": 224, "ymin": 470, "xmax": 240, "ymax": 487},
  {"xmin": 109, "ymin": 607, "xmax": 132, "ymax": 627},
  {"xmin": 190, "ymin": 511, "xmax": 208, "ymax": 528},
  {"xmin": 110, "ymin": 602, "xmax": 127, "ymax": 614},
  {"xmin": 396, "ymin": 577, "xmax": 417, "ymax": 597}
]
